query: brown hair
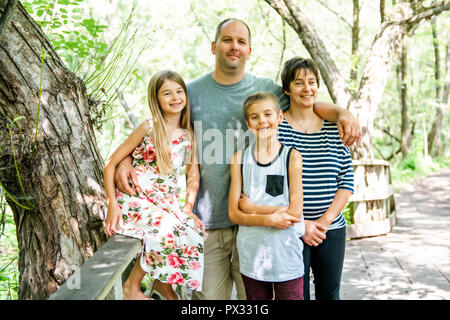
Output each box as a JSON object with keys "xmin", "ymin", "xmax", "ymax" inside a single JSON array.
[
  {"xmin": 147, "ymin": 70, "xmax": 194, "ymax": 174},
  {"xmin": 281, "ymin": 57, "xmax": 320, "ymax": 93},
  {"xmin": 242, "ymin": 91, "xmax": 280, "ymax": 121}
]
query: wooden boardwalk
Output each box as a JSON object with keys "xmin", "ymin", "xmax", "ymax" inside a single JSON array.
[{"xmin": 340, "ymin": 169, "xmax": 450, "ymax": 300}]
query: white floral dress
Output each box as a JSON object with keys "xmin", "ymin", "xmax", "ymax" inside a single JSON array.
[{"xmin": 116, "ymin": 119, "xmax": 204, "ymax": 291}]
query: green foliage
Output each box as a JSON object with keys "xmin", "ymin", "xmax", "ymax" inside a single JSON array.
[
  {"xmin": 22, "ymin": 0, "xmax": 109, "ymax": 72},
  {"xmin": 0, "ymin": 193, "xmax": 19, "ymax": 300}
]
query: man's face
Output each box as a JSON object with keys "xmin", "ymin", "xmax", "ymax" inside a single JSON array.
[{"xmin": 212, "ymin": 20, "xmax": 252, "ymax": 73}]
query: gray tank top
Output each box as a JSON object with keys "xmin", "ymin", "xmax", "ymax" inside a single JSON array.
[{"xmin": 237, "ymin": 144, "xmax": 305, "ymax": 282}]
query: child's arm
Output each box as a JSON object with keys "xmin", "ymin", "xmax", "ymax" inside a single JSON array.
[
  {"xmin": 228, "ymin": 151, "xmax": 301, "ymax": 230},
  {"xmin": 182, "ymin": 149, "xmax": 205, "ymax": 234},
  {"xmin": 103, "ymin": 121, "xmax": 149, "ymax": 236},
  {"xmin": 238, "ymin": 149, "xmax": 303, "ymax": 218},
  {"xmin": 285, "ymin": 148, "xmax": 303, "ymax": 219}
]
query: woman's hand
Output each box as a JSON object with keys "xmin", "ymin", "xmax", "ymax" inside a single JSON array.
[
  {"xmin": 104, "ymin": 205, "xmax": 123, "ymax": 236},
  {"xmin": 301, "ymin": 220, "xmax": 328, "ymax": 247}
]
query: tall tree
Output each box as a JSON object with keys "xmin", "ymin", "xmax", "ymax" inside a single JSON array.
[
  {"xmin": 263, "ymin": 0, "xmax": 450, "ymax": 159},
  {"xmin": 0, "ymin": 1, "xmax": 107, "ymax": 299},
  {"xmin": 398, "ymin": 36, "xmax": 411, "ymax": 158},
  {"xmin": 427, "ymin": 18, "xmax": 449, "ymax": 157}
]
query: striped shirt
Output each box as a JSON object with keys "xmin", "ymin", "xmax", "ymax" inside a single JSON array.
[{"xmin": 277, "ymin": 119, "xmax": 354, "ymax": 230}]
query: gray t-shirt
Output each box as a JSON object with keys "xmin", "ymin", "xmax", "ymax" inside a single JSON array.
[{"xmin": 187, "ymin": 72, "xmax": 289, "ymax": 229}]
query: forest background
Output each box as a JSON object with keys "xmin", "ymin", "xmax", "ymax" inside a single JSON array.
[{"xmin": 0, "ymin": 0, "xmax": 448, "ymax": 300}]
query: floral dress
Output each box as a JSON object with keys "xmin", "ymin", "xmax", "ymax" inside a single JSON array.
[{"xmin": 115, "ymin": 119, "xmax": 204, "ymax": 291}]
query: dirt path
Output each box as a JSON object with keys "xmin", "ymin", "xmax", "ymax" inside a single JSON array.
[{"xmin": 340, "ymin": 169, "xmax": 450, "ymax": 299}]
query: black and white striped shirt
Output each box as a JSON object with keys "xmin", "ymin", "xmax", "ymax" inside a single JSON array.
[{"xmin": 277, "ymin": 119, "xmax": 354, "ymax": 230}]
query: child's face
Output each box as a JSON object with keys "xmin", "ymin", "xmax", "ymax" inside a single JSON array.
[
  {"xmin": 245, "ymin": 100, "xmax": 283, "ymax": 140},
  {"xmin": 157, "ymin": 79, "xmax": 186, "ymax": 116}
]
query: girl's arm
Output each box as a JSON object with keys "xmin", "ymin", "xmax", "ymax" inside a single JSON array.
[
  {"xmin": 228, "ymin": 151, "xmax": 301, "ymax": 230},
  {"xmin": 103, "ymin": 121, "xmax": 149, "ymax": 236},
  {"xmin": 182, "ymin": 149, "xmax": 205, "ymax": 233}
]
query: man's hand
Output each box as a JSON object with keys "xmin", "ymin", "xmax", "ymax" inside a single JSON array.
[
  {"xmin": 114, "ymin": 156, "xmax": 139, "ymax": 196},
  {"xmin": 337, "ymin": 110, "xmax": 362, "ymax": 146}
]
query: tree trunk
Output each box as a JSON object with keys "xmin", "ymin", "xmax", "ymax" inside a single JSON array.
[
  {"xmin": 398, "ymin": 36, "xmax": 410, "ymax": 158},
  {"xmin": 0, "ymin": 1, "xmax": 107, "ymax": 299},
  {"xmin": 350, "ymin": 0, "xmax": 360, "ymax": 86},
  {"xmin": 427, "ymin": 19, "xmax": 448, "ymax": 157}
]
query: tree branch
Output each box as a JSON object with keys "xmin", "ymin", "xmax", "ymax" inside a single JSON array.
[{"xmin": 263, "ymin": 0, "xmax": 354, "ymax": 107}]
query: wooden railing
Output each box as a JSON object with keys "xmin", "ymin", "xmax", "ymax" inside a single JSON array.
[
  {"xmin": 48, "ymin": 234, "xmax": 141, "ymax": 300},
  {"xmin": 346, "ymin": 159, "xmax": 397, "ymax": 239}
]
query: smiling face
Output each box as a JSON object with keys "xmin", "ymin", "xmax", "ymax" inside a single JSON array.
[
  {"xmin": 245, "ymin": 99, "xmax": 283, "ymax": 141},
  {"xmin": 211, "ymin": 20, "xmax": 252, "ymax": 74},
  {"xmin": 285, "ymin": 68, "xmax": 318, "ymax": 109},
  {"xmin": 157, "ymin": 79, "xmax": 186, "ymax": 116}
]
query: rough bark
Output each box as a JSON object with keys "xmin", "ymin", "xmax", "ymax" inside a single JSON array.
[{"xmin": 0, "ymin": 1, "xmax": 107, "ymax": 299}]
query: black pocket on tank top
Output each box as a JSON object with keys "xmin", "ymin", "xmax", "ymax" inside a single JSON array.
[{"xmin": 265, "ymin": 175, "xmax": 284, "ymax": 197}]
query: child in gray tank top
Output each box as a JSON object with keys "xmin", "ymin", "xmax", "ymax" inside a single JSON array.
[{"xmin": 228, "ymin": 92, "xmax": 305, "ymax": 300}]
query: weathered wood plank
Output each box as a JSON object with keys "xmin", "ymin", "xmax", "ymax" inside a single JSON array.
[
  {"xmin": 357, "ymin": 239, "xmax": 414, "ymax": 299},
  {"xmin": 346, "ymin": 210, "xmax": 396, "ymax": 239},
  {"xmin": 340, "ymin": 242, "xmax": 377, "ymax": 300},
  {"xmin": 48, "ymin": 234, "xmax": 141, "ymax": 300}
]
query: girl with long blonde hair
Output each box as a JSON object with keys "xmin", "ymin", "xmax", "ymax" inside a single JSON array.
[{"xmin": 104, "ymin": 70, "xmax": 204, "ymax": 300}]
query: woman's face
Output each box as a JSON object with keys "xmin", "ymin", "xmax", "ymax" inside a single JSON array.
[
  {"xmin": 285, "ymin": 68, "xmax": 318, "ymax": 108},
  {"xmin": 157, "ymin": 79, "xmax": 186, "ymax": 116}
]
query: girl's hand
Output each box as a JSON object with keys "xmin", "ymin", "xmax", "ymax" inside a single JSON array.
[
  {"xmin": 238, "ymin": 193, "xmax": 254, "ymax": 214},
  {"xmin": 301, "ymin": 220, "xmax": 327, "ymax": 247},
  {"xmin": 185, "ymin": 212, "xmax": 206, "ymax": 234},
  {"xmin": 104, "ymin": 205, "xmax": 123, "ymax": 236}
]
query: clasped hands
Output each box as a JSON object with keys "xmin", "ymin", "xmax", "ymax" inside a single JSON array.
[{"xmin": 238, "ymin": 193, "xmax": 327, "ymax": 247}]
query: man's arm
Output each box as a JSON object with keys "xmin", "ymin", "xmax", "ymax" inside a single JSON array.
[
  {"xmin": 114, "ymin": 155, "xmax": 139, "ymax": 196},
  {"xmin": 313, "ymin": 101, "xmax": 361, "ymax": 146}
]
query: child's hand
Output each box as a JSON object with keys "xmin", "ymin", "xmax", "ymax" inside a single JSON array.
[
  {"xmin": 268, "ymin": 207, "xmax": 301, "ymax": 230},
  {"xmin": 238, "ymin": 193, "xmax": 254, "ymax": 214},
  {"xmin": 104, "ymin": 205, "xmax": 123, "ymax": 236},
  {"xmin": 185, "ymin": 212, "xmax": 206, "ymax": 234}
]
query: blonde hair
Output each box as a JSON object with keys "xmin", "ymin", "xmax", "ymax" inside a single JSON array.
[{"xmin": 147, "ymin": 70, "xmax": 194, "ymax": 175}]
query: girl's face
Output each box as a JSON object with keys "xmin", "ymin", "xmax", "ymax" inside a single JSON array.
[
  {"xmin": 285, "ymin": 68, "xmax": 318, "ymax": 108},
  {"xmin": 245, "ymin": 99, "xmax": 283, "ymax": 141},
  {"xmin": 157, "ymin": 79, "xmax": 186, "ymax": 117}
]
